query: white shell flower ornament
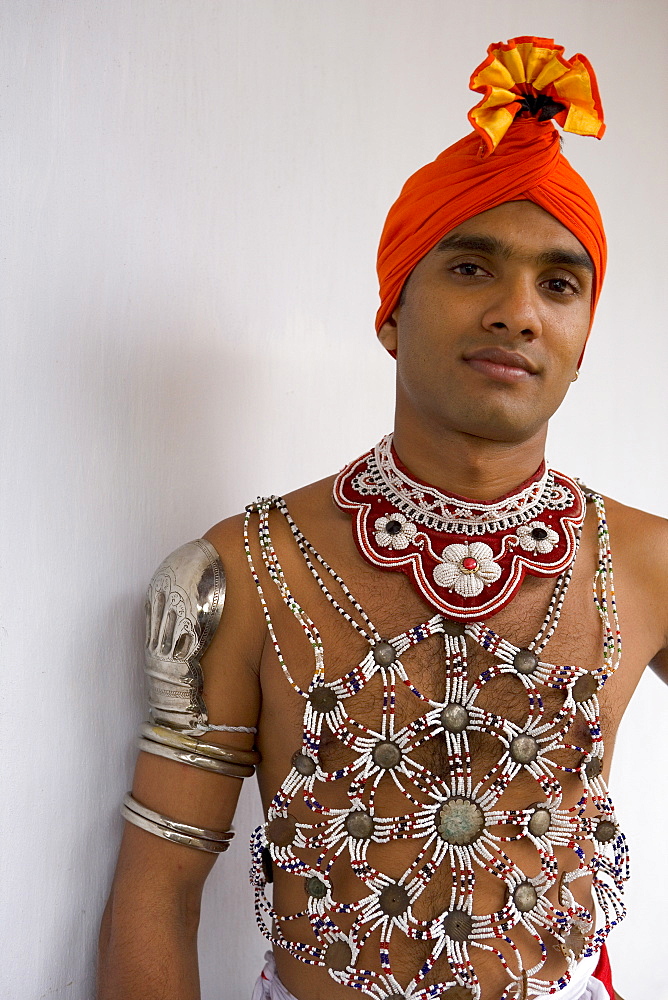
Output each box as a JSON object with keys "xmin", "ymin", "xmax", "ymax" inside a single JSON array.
[
  {"xmin": 516, "ymin": 520, "xmax": 559, "ymax": 554},
  {"xmin": 433, "ymin": 542, "xmax": 501, "ymax": 598},
  {"xmin": 374, "ymin": 513, "xmax": 418, "ymax": 550}
]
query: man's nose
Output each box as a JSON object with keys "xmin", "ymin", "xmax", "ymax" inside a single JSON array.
[{"xmin": 480, "ymin": 276, "xmax": 542, "ymax": 339}]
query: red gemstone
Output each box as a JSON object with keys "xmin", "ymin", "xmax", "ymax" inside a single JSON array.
[{"xmin": 462, "ymin": 557, "xmax": 478, "ymax": 571}]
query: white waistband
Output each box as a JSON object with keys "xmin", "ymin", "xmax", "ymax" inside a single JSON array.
[
  {"xmin": 533, "ymin": 947, "xmax": 605, "ymax": 1000},
  {"xmin": 251, "ymin": 952, "xmax": 298, "ymax": 1000},
  {"xmin": 251, "ymin": 949, "xmax": 607, "ymax": 1000}
]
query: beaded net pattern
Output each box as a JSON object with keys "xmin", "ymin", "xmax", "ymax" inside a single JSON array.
[{"xmin": 245, "ymin": 487, "xmax": 626, "ymax": 1000}]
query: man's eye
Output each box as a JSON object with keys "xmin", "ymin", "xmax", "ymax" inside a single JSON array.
[
  {"xmin": 451, "ymin": 262, "xmax": 487, "ymax": 277},
  {"xmin": 544, "ymin": 277, "xmax": 579, "ymax": 295}
]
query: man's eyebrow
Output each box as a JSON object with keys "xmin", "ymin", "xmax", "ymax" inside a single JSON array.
[
  {"xmin": 433, "ymin": 233, "xmax": 594, "ymax": 272},
  {"xmin": 536, "ymin": 248, "xmax": 594, "ymax": 272},
  {"xmin": 433, "ymin": 234, "xmax": 505, "ymax": 256}
]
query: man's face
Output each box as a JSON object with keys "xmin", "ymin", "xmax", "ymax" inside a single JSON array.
[{"xmin": 379, "ymin": 200, "xmax": 594, "ymax": 444}]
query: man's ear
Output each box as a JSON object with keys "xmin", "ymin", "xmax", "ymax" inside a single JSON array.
[{"xmin": 377, "ymin": 308, "xmax": 399, "ymax": 357}]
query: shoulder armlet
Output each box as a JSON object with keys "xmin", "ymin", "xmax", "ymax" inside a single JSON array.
[{"xmin": 144, "ymin": 538, "xmax": 225, "ymax": 735}]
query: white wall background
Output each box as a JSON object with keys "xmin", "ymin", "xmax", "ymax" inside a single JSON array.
[{"xmin": 2, "ymin": 2, "xmax": 667, "ymax": 997}]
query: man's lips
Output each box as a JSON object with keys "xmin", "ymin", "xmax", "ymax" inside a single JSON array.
[{"xmin": 463, "ymin": 348, "xmax": 538, "ymax": 383}]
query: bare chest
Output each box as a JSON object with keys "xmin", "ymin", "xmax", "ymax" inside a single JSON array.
[{"xmin": 249, "ymin": 495, "xmax": 630, "ymax": 998}]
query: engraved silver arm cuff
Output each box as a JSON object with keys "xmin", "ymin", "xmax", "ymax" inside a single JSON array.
[
  {"xmin": 121, "ymin": 794, "xmax": 234, "ymax": 853},
  {"xmin": 144, "ymin": 538, "xmax": 226, "ymax": 735}
]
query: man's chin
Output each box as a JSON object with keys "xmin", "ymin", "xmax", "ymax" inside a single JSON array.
[{"xmin": 453, "ymin": 414, "xmax": 549, "ymax": 446}]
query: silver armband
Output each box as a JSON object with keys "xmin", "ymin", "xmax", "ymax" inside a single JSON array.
[
  {"xmin": 138, "ymin": 723, "xmax": 260, "ymax": 778},
  {"xmin": 121, "ymin": 793, "xmax": 234, "ymax": 853},
  {"xmin": 144, "ymin": 538, "xmax": 225, "ymax": 735}
]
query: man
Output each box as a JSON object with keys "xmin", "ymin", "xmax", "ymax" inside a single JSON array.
[{"xmin": 98, "ymin": 37, "xmax": 667, "ymax": 1000}]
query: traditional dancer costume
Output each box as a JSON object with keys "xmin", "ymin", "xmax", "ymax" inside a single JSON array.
[
  {"xmin": 123, "ymin": 36, "xmax": 623, "ymax": 1000},
  {"xmin": 245, "ymin": 37, "xmax": 621, "ymax": 999}
]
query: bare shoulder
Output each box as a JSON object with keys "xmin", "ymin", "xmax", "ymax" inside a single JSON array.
[
  {"xmin": 600, "ymin": 494, "xmax": 668, "ymax": 674},
  {"xmin": 283, "ymin": 473, "xmax": 347, "ymax": 529},
  {"xmin": 203, "ymin": 470, "xmax": 345, "ymax": 578},
  {"xmin": 600, "ymin": 492, "xmax": 668, "ymax": 604},
  {"xmin": 203, "ymin": 508, "xmax": 251, "ymax": 568},
  {"xmin": 600, "ymin": 493, "xmax": 668, "ymax": 569},
  {"xmin": 201, "ymin": 473, "xmax": 344, "ymax": 658},
  {"xmin": 203, "ymin": 506, "xmax": 277, "ymax": 591},
  {"xmin": 201, "ymin": 510, "xmax": 267, "ymax": 678},
  {"xmin": 284, "ymin": 473, "xmax": 339, "ymax": 508}
]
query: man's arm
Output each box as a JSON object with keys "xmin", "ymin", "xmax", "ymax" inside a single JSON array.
[
  {"xmin": 646, "ymin": 518, "xmax": 668, "ymax": 686},
  {"xmin": 97, "ymin": 515, "xmax": 265, "ymax": 1000},
  {"xmin": 649, "ymin": 646, "xmax": 668, "ymax": 684},
  {"xmin": 97, "ymin": 758, "xmax": 246, "ymax": 999}
]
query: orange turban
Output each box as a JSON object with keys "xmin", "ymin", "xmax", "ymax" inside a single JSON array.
[{"xmin": 376, "ymin": 37, "xmax": 606, "ymax": 349}]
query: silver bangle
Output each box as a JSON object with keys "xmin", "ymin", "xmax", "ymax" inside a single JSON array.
[
  {"xmin": 141, "ymin": 723, "xmax": 260, "ymax": 768},
  {"xmin": 121, "ymin": 793, "xmax": 234, "ymax": 853},
  {"xmin": 137, "ymin": 737, "xmax": 255, "ymax": 778}
]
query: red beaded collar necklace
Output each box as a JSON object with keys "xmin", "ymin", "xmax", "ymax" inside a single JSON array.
[{"xmin": 333, "ymin": 435, "xmax": 585, "ymax": 621}]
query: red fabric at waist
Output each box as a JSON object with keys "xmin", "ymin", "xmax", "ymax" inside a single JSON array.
[{"xmin": 592, "ymin": 944, "xmax": 614, "ymax": 999}]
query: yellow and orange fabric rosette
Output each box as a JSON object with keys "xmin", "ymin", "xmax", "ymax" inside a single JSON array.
[{"xmin": 468, "ymin": 36, "xmax": 605, "ymax": 154}]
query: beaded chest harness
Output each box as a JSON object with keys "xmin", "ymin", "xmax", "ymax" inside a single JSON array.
[
  {"xmin": 334, "ymin": 436, "xmax": 585, "ymax": 621},
  {"xmin": 246, "ymin": 481, "xmax": 626, "ymax": 999}
]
